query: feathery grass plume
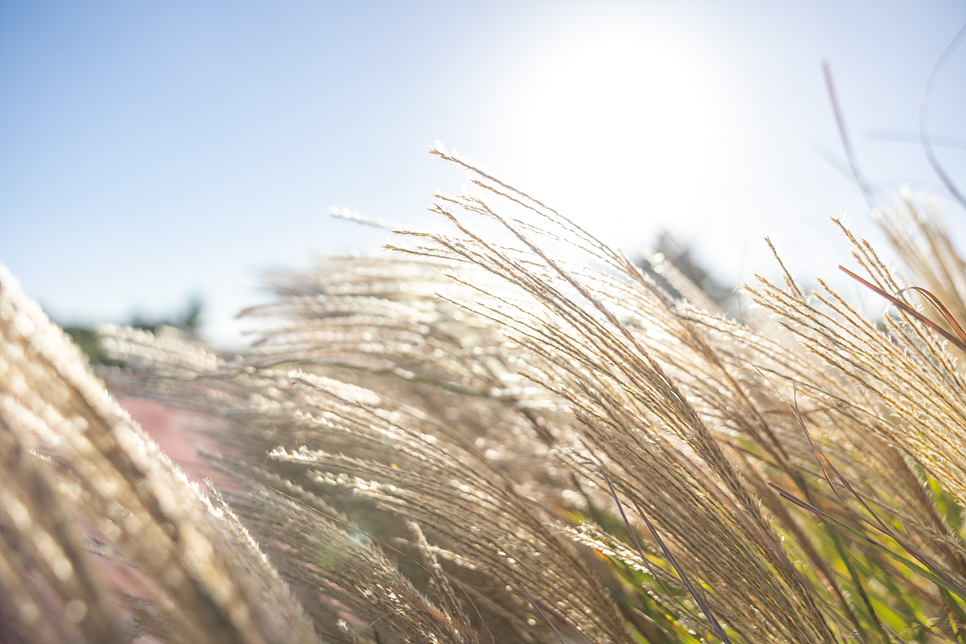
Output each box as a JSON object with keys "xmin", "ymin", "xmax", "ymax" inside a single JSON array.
[
  {"xmin": 6, "ymin": 148, "xmax": 966, "ymax": 644},
  {"xmin": 0, "ymin": 265, "xmax": 319, "ymax": 644},
  {"xmin": 91, "ymin": 155, "xmax": 966, "ymax": 644},
  {"xmin": 871, "ymin": 190, "xmax": 966, "ymax": 342}
]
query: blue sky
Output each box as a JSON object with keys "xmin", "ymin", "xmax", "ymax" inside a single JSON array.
[{"xmin": 2, "ymin": 1, "xmax": 964, "ymax": 347}]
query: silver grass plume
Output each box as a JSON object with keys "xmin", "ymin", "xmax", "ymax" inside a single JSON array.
[
  {"xmin": 4, "ymin": 147, "xmax": 966, "ymax": 643},
  {"xmin": 0, "ymin": 265, "xmax": 319, "ymax": 643}
]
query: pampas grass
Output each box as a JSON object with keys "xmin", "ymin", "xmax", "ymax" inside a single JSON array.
[{"xmin": 3, "ymin": 148, "xmax": 966, "ymax": 643}]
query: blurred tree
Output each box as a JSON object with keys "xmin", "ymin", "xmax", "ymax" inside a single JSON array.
[
  {"xmin": 62, "ymin": 296, "xmax": 203, "ymax": 364},
  {"xmin": 639, "ymin": 231, "xmax": 737, "ymax": 314},
  {"xmin": 129, "ymin": 297, "xmax": 203, "ymax": 335}
]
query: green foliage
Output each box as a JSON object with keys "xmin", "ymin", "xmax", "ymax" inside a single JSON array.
[{"xmin": 62, "ymin": 325, "xmax": 104, "ymax": 365}]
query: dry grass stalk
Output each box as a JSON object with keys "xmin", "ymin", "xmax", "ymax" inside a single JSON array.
[
  {"xmin": 0, "ymin": 265, "xmax": 318, "ymax": 644},
  {"xmin": 3, "ymin": 149, "xmax": 966, "ymax": 643}
]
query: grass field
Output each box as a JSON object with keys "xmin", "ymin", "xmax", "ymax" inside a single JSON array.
[{"xmin": 3, "ymin": 146, "xmax": 966, "ymax": 643}]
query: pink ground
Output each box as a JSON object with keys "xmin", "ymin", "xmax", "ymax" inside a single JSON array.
[{"xmin": 118, "ymin": 397, "xmax": 224, "ymax": 484}]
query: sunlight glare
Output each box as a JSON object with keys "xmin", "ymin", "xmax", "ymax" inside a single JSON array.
[{"xmin": 490, "ymin": 8, "xmax": 738, "ymax": 251}]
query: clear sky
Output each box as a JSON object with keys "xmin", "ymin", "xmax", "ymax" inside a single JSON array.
[{"xmin": 2, "ymin": 1, "xmax": 964, "ymax": 347}]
